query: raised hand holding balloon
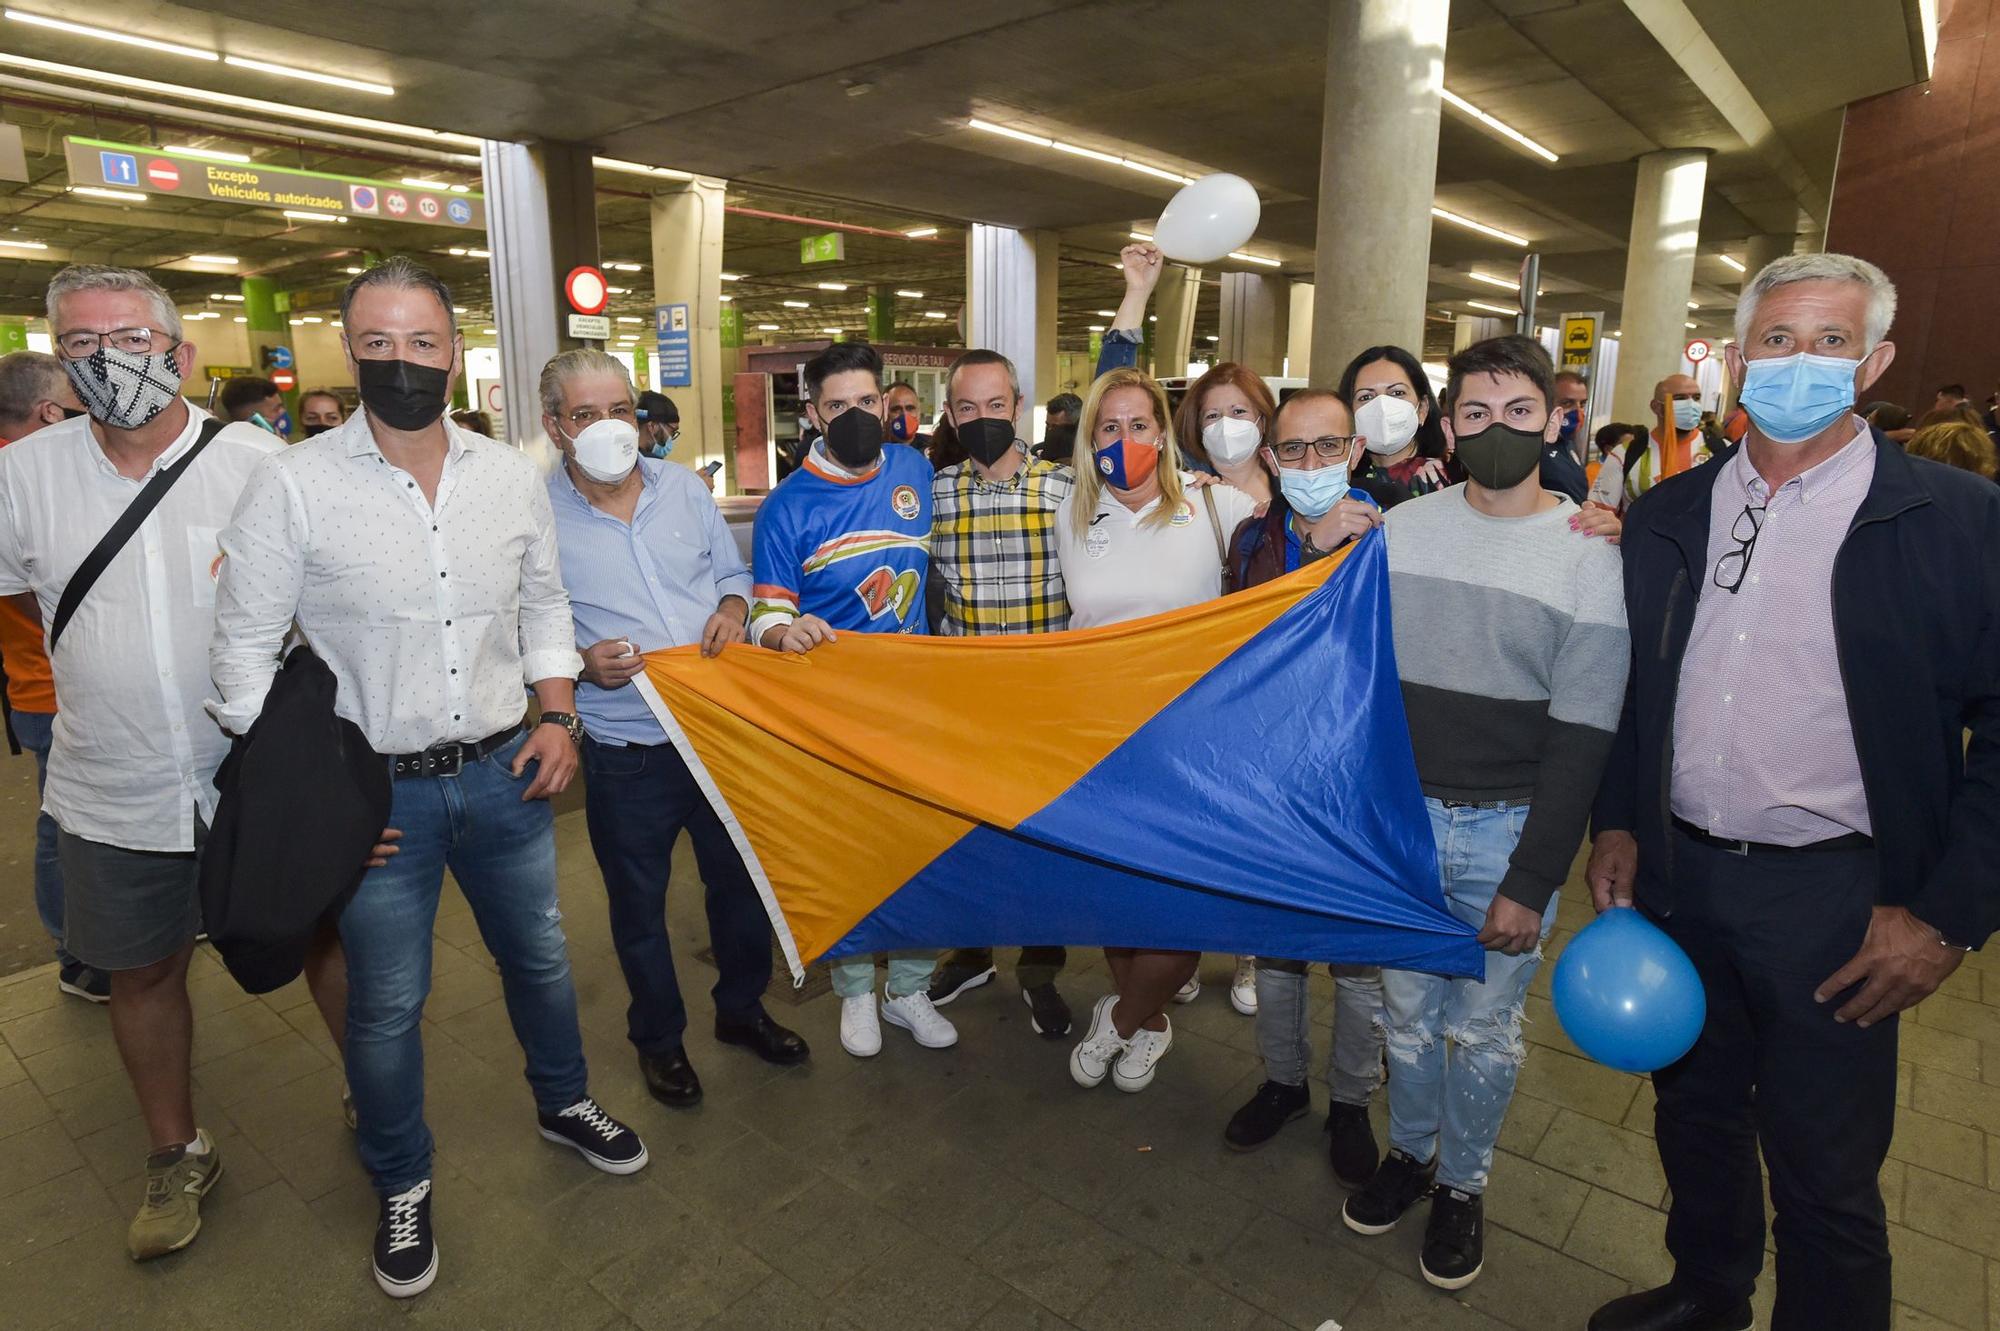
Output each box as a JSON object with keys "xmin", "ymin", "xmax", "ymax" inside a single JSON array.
[
  {"xmin": 1551, "ymin": 907, "xmax": 1706, "ymax": 1073},
  {"xmin": 1152, "ymin": 173, "xmax": 1262, "ymax": 264}
]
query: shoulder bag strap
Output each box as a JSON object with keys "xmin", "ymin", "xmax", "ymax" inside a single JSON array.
[
  {"xmin": 1202, "ymin": 485, "xmax": 1228, "ymax": 567},
  {"xmin": 48, "ymin": 418, "xmax": 226, "ymax": 655}
]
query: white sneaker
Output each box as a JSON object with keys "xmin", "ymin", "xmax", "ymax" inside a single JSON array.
[
  {"xmin": 1230, "ymin": 957, "xmax": 1259, "ymax": 1015},
  {"xmin": 839, "ymin": 993, "xmax": 882, "ymax": 1057},
  {"xmin": 1069, "ymin": 995, "xmax": 1128, "ymax": 1088},
  {"xmin": 880, "ymin": 991, "xmax": 958, "ymax": 1049},
  {"xmin": 1112, "ymin": 1018, "xmax": 1174, "ymax": 1093},
  {"xmin": 1172, "ymin": 974, "xmax": 1201, "ymax": 1004}
]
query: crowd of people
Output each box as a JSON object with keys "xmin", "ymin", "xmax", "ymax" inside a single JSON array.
[{"xmin": 0, "ymin": 246, "xmax": 1991, "ymax": 1331}]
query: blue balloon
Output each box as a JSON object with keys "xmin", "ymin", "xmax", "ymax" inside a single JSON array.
[{"xmin": 1551, "ymin": 907, "xmax": 1706, "ymax": 1073}]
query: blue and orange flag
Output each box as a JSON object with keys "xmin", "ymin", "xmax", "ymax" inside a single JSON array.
[{"xmin": 636, "ymin": 531, "xmax": 1481, "ymax": 982}]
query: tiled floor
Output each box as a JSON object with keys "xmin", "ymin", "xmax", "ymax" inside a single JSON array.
[{"xmin": 0, "ymin": 813, "xmax": 1995, "ymax": 1330}]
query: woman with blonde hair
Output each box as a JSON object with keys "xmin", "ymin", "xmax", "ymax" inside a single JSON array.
[
  {"xmin": 1053, "ymin": 366, "xmax": 1258, "ymax": 1093},
  {"xmin": 1906, "ymin": 420, "xmax": 1998, "ymax": 480}
]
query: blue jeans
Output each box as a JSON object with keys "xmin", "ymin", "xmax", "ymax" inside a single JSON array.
[
  {"xmin": 340, "ymin": 730, "xmax": 589, "ymax": 1195},
  {"xmin": 1379, "ymin": 799, "xmax": 1557, "ymax": 1194},
  {"xmin": 580, "ymin": 736, "xmax": 773, "ymax": 1055},
  {"xmin": 12, "ymin": 710, "xmax": 75, "ymax": 969},
  {"xmin": 1254, "ymin": 961, "xmax": 1383, "ymax": 1105}
]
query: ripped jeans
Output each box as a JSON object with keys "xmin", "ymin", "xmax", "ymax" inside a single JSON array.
[
  {"xmin": 340, "ymin": 730, "xmax": 590, "ymax": 1194},
  {"xmin": 1379, "ymin": 798, "xmax": 1556, "ymax": 1195}
]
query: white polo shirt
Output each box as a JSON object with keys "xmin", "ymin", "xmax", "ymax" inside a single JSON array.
[{"xmin": 1053, "ymin": 477, "xmax": 1258, "ymax": 629}]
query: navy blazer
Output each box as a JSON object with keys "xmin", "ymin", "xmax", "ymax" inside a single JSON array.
[{"xmin": 1592, "ymin": 429, "xmax": 2000, "ymax": 950}]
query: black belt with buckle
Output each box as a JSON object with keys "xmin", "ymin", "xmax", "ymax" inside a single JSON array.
[
  {"xmin": 1672, "ymin": 816, "xmax": 1872, "ymax": 857},
  {"xmin": 386, "ymin": 720, "xmax": 524, "ymax": 779}
]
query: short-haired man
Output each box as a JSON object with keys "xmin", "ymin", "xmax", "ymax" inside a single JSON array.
[
  {"xmin": 1587, "ymin": 254, "xmax": 2000, "ymax": 1331},
  {"xmin": 921, "ymin": 349, "xmax": 1075, "ymax": 1039},
  {"xmin": 1035, "ymin": 391, "xmax": 1082, "ymax": 462},
  {"xmin": 540, "ymin": 349, "xmax": 807, "ymax": 1111},
  {"xmin": 635, "ymin": 389, "xmax": 679, "ymax": 458},
  {"xmin": 218, "ymin": 374, "xmax": 284, "ymax": 433},
  {"xmin": 1591, "ymin": 373, "xmax": 1707, "ymax": 510},
  {"xmin": 748, "ymin": 340, "xmax": 955, "ymax": 1058},
  {"xmin": 1552, "ymin": 369, "xmax": 1589, "ymax": 459},
  {"xmin": 1342, "ymin": 334, "xmax": 1628, "ymax": 1292},
  {"xmin": 1933, "ymin": 382, "xmax": 1967, "ymax": 413},
  {"xmin": 211, "ymin": 258, "xmax": 646, "ymax": 1300},
  {"xmin": 0, "ymin": 266, "xmax": 350, "ymax": 1260},
  {"xmin": 0, "ymin": 351, "xmax": 92, "ymax": 997},
  {"xmin": 883, "ymin": 379, "xmax": 926, "ymax": 447},
  {"xmin": 298, "ymin": 388, "xmax": 346, "ymax": 437}
]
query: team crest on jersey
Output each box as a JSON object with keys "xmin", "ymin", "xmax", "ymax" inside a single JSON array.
[
  {"xmin": 891, "ymin": 484, "xmax": 920, "ymax": 521},
  {"xmin": 1169, "ymin": 501, "xmax": 1194, "ymax": 527},
  {"xmin": 854, "ymin": 564, "xmax": 922, "ymax": 621}
]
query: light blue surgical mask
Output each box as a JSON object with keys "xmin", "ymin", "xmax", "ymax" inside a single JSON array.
[
  {"xmin": 1278, "ymin": 462, "xmax": 1349, "ymax": 519},
  {"xmin": 1738, "ymin": 351, "xmax": 1860, "ymax": 444},
  {"xmin": 1672, "ymin": 398, "xmax": 1703, "ymax": 432}
]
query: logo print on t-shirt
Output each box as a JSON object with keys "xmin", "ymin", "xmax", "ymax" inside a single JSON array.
[
  {"xmin": 1085, "ymin": 528, "xmax": 1110, "ymax": 560},
  {"xmin": 854, "ymin": 565, "xmax": 921, "ymax": 620},
  {"xmin": 891, "ymin": 484, "xmax": 920, "ymax": 521},
  {"xmin": 1169, "ymin": 501, "xmax": 1194, "ymax": 527}
]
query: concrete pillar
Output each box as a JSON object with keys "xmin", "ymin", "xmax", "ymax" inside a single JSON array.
[
  {"xmin": 649, "ymin": 177, "xmax": 728, "ymax": 484},
  {"xmin": 1740, "ymin": 233, "xmax": 1793, "ymax": 287},
  {"xmin": 1309, "ymin": 0, "xmax": 1449, "ymax": 384},
  {"xmin": 1153, "ymin": 264, "xmax": 1201, "ymax": 379},
  {"xmin": 481, "ymin": 139, "xmax": 601, "ymax": 449},
  {"xmin": 1611, "ymin": 149, "xmax": 1709, "ymax": 422},
  {"xmin": 965, "ymin": 223, "xmax": 1041, "ymax": 421},
  {"xmin": 1285, "ymin": 282, "xmax": 1314, "ymax": 379},
  {"xmin": 1218, "ymin": 273, "xmax": 1290, "ymax": 376},
  {"xmin": 1032, "ymin": 229, "xmax": 1060, "ymax": 420}
]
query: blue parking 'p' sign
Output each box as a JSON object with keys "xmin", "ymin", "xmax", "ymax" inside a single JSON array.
[{"xmin": 100, "ymin": 151, "xmax": 138, "ymax": 187}]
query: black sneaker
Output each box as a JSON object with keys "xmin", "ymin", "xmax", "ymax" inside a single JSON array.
[
  {"xmin": 1340, "ymin": 1149, "xmax": 1436, "ymax": 1235},
  {"xmin": 926, "ymin": 960, "xmax": 996, "ymax": 1007},
  {"xmin": 1224, "ymin": 1080, "xmax": 1310, "ymax": 1151},
  {"xmin": 538, "ymin": 1097, "xmax": 648, "ymax": 1175},
  {"xmin": 373, "ymin": 1179, "xmax": 437, "ymax": 1299},
  {"xmin": 57, "ymin": 962, "xmax": 110, "ymax": 1004},
  {"xmin": 1325, "ymin": 1100, "xmax": 1380, "ymax": 1188},
  {"xmin": 1022, "ymin": 983, "xmax": 1072, "ymax": 1039},
  {"xmin": 1420, "ymin": 1187, "xmax": 1484, "ymax": 1289}
]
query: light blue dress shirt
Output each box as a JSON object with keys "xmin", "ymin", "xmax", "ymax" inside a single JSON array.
[{"xmin": 548, "ymin": 457, "xmax": 751, "ymax": 745}]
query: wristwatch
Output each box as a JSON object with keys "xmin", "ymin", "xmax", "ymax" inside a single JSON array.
[{"xmin": 538, "ymin": 710, "xmax": 584, "ymax": 746}]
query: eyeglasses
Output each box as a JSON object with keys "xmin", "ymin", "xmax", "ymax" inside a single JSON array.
[
  {"xmin": 56, "ymin": 327, "xmax": 174, "ymax": 359},
  {"xmin": 1272, "ymin": 435, "xmax": 1355, "ymax": 462},
  {"xmin": 1713, "ymin": 503, "xmax": 1766, "ymax": 593},
  {"xmin": 563, "ymin": 404, "xmax": 636, "ymax": 428}
]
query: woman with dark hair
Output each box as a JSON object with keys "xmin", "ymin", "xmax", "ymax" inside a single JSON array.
[
  {"xmin": 1172, "ymin": 361, "xmax": 1277, "ymax": 509},
  {"xmin": 1340, "ymin": 346, "xmax": 1457, "ymax": 503}
]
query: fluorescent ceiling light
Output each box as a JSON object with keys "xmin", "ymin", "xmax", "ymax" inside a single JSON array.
[
  {"xmin": 967, "ymin": 117, "xmax": 1194, "ymax": 186},
  {"xmin": 719, "ymin": 294, "xmax": 732, "ymax": 302},
  {"xmin": 615, "ymin": 316, "xmax": 642, "ymax": 324},
  {"xmin": 1467, "ymin": 299, "xmax": 1519, "ymax": 315},
  {"xmin": 592, "ymin": 156, "xmax": 694, "ymax": 182},
  {"xmin": 605, "ymin": 285, "xmax": 628, "ymax": 294},
  {"xmin": 816, "ymin": 282, "xmax": 848, "ymax": 291},
  {"xmin": 903, "ymin": 227, "xmax": 938, "ymax": 239},
  {"xmin": 332, "ymin": 320, "xmax": 342, "ymax": 328},
  {"xmin": 447, "ymin": 184, "xmax": 469, "ymax": 193},
  {"xmin": 401, "ymin": 177, "xmax": 449, "ymax": 189},
  {"xmin": 820, "ymin": 327, "xmax": 843, "ymax": 334},
  {"xmin": 1439, "ymin": 88, "xmax": 1559, "ymax": 163},
  {"xmin": 720, "ymin": 272, "xmax": 743, "ymax": 281},
  {"xmin": 1467, "ymin": 271, "xmax": 1524, "ymax": 290},
  {"xmin": 606, "ymin": 262, "xmax": 643, "ymax": 272},
  {"xmin": 1205, "ymin": 335, "xmax": 1221, "ymax": 343},
  {"xmin": 479, "ymin": 327, "xmax": 496, "ymax": 335},
  {"xmin": 1611, "ymin": 329, "xmax": 1622, "ymax": 337},
  {"xmin": 925, "ymin": 311, "xmax": 948, "ymax": 319},
  {"xmin": 341, "ymin": 266, "xmax": 364, "ymax": 274},
  {"xmin": 446, "ymin": 247, "xmax": 490, "ymax": 258},
  {"xmin": 288, "ymin": 318, "xmax": 303, "ymax": 325},
  {"xmin": 1095, "ymin": 309, "xmax": 1116, "ymax": 317},
  {"xmin": 1718, "ymin": 254, "xmax": 1746, "ymax": 273},
  {"xmin": 1087, "ymin": 325, "xmax": 1106, "ymax": 332},
  {"xmin": 1688, "ymin": 301, "xmax": 1700, "ymax": 309},
  {"xmin": 0, "ymin": 52, "xmax": 478, "ymax": 145},
  {"xmin": 188, "ymin": 254, "xmax": 237, "ymax": 264},
  {"xmin": 70, "ymin": 185, "xmax": 145, "ymax": 202},
  {"xmin": 169, "ymin": 144, "xmax": 250, "ymax": 163},
  {"xmin": 782, "ymin": 299, "xmax": 810, "ymax": 308},
  {"xmin": 4, "ymin": 9, "xmax": 215, "ymax": 60},
  {"xmin": 894, "ymin": 289, "xmax": 923, "ymax": 298},
  {"xmin": 968, "ymin": 118, "xmax": 1053, "ymax": 148},
  {"xmin": 1129, "ymin": 231, "xmax": 1152, "ymax": 242},
  {"xmin": 1051, "ymin": 141, "xmax": 1123, "ymax": 167},
  {"xmin": 300, "ymin": 315, "xmax": 324, "ymax": 323},
  {"xmin": 223, "ymin": 55, "xmax": 391, "ymax": 97},
  {"xmin": 220, "ymin": 293, "xmax": 244, "ymax": 301},
  {"xmin": 282, "ymin": 209, "xmax": 346, "ymax": 223},
  {"xmin": 1431, "ymin": 206, "xmax": 1528, "ymax": 246},
  {"xmin": 232, "ymin": 315, "xmax": 246, "ymax": 323},
  {"xmin": 756, "ymin": 323, "xmax": 780, "ymax": 331},
  {"xmin": 1686, "ymin": 321, "xmax": 1698, "ymax": 329},
  {"xmin": 1229, "ymin": 251, "xmax": 1281, "ymax": 268}
]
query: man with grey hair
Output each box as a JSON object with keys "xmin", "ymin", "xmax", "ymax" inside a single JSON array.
[
  {"xmin": 540, "ymin": 347, "xmax": 806, "ymax": 1113},
  {"xmin": 1587, "ymin": 252, "xmax": 2000, "ymax": 1331},
  {"xmin": 0, "ymin": 265, "xmax": 350, "ymax": 1262},
  {"xmin": 922, "ymin": 347, "xmax": 1076, "ymax": 1038},
  {"xmin": 211, "ymin": 258, "xmax": 647, "ymax": 1300}
]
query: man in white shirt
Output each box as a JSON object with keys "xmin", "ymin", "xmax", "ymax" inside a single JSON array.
[
  {"xmin": 0, "ymin": 265, "xmax": 350, "ymax": 1264},
  {"xmin": 210, "ymin": 258, "xmax": 646, "ymax": 1301}
]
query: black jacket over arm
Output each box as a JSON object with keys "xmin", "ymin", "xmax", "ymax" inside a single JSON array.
[{"xmin": 1592, "ymin": 429, "xmax": 2000, "ymax": 950}]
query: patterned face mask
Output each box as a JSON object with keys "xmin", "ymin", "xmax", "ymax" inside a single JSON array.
[{"xmin": 62, "ymin": 343, "xmax": 185, "ymax": 430}]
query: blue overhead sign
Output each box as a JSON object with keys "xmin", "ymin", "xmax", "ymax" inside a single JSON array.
[{"xmin": 655, "ymin": 303, "xmax": 691, "ymax": 389}]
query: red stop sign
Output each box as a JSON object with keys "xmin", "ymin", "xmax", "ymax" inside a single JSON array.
[
  {"xmin": 270, "ymin": 369, "xmax": 297, "ymax": 392},
  {"xmin": 145, "ymin": 159, "xmax": 181, "ymax": 190}
]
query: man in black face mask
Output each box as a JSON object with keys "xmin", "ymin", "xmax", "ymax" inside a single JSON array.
[
  {"xmin": 1342, "ymin": 334, "xmax": 1628, "ymax": 1294},
  {"xmin": 921, "ymin": 348, "xmax": 1076, "ymax": 1037},
  {"xmin": 210, "ymin": 256, "xmax": 646, "ymax": 1301}
]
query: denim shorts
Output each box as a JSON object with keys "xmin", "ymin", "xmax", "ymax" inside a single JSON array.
[{"xmin": 56, "ymin": 819, "xmax": 206, "ymax": 971}]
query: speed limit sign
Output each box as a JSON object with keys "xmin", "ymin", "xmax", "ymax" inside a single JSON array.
[{"xmin": 1685, "ymin": 338, "xmax": 1712, "ymax": 363}]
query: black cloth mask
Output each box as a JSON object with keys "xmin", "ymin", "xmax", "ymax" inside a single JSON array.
[
  {"xmin": 823, "ymin": 406, "xmax": 884, "ymax": 469},
  {"xmin": 1454, "ymin": 422, "xmax": 1545, "ymax": 490},
  {"xmin": 957, "ymin": 416, "xmax": 1017, "ymax": 468},
  {"xmin": 355, "ymin": 357, "xmax": 450, "ymax": 431}
]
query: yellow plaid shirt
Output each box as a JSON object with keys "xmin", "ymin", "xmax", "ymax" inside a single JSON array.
[{"xmin": 929, "ymin": 453, "xmax": 1074, "ymax": 635}]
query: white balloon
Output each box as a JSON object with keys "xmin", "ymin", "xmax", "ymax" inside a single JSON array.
[{"xmin": 1151, "ymin": 173, "xmax": 1261, "ymax": 264}]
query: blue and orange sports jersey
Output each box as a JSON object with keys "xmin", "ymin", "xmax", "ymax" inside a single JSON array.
[{"xmin": 751, "ymin": 443, "xmax": 932, "ymax": 637}]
